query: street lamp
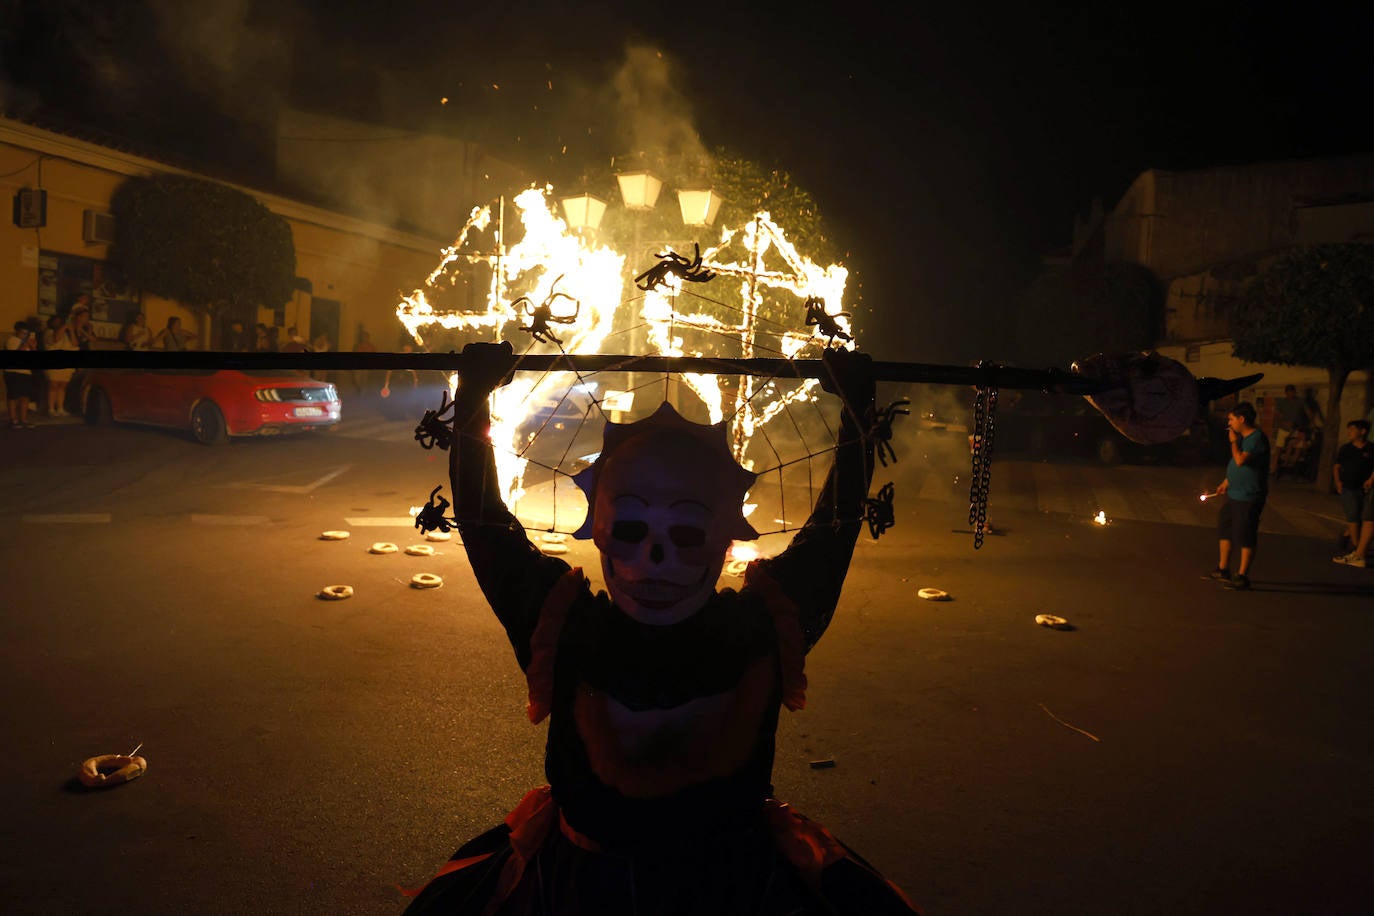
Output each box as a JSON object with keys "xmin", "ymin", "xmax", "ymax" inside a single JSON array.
[
  {"xmin": 559, "ymin": 192, "xmax": 607, "ymax": 232},
  {"xmin": 615, "ymin": 169, "xmax": 663, "ymax": 211},
  {"xmin": 676, "ymin": 187, "xmax": 725, "ymax": 229}
]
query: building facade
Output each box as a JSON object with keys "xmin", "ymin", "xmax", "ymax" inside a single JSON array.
[
  {"xmin": 0, "ymin": 116, "xmax": 455, "ymax": 357},
  {"xmin": 1074, "ymin": 156, "xmax": 1374, "ymax": 430}
]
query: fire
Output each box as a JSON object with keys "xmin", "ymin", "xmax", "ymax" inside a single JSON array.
[{"xmin": 398, "ymin": 186, "xmax": 851, "ymax": 529}]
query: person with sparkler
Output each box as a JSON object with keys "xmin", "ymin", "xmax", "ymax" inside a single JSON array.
[
  {"xmin": 402, "ymin": 341, "xmax": 918, "ymax": 914},
  {"xmin": 1206, "ymin": 402, "xmax": 1270, "ymax": 590}
]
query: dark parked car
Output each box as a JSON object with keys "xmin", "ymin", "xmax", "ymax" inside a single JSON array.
[
  {"xmin": 993, "ymin": 391, "xmax": 1215, "ymax": 466},
  {"xmin": 82, "ymin": 368, "xmax": 340, "ymax": 444},
  {"xmin": 512, "ymin": 393, "xmax": 602, "ymax": 472}
]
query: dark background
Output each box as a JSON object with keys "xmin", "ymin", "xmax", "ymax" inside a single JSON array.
[{"xmin": 4, "ymin": 0, "xmax": 1373, "ymax": 362}]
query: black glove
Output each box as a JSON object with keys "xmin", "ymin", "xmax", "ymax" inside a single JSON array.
[
  {"xmin": 819, "ymin": 347, "xmax": 876, "ymax": 414},
  {"xmin": 458, "ymin": 341, "xmax": 516, "ymax": 397}
]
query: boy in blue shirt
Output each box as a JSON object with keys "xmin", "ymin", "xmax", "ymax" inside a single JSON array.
[{"xmin": 1207, "ymin": 402, "xmax": 1269, "ymax": 590}]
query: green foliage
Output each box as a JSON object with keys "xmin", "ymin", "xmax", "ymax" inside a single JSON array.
[
  {"xmin": 108, "ymin": 174, "xmax": 297, "ymax": 322},
  {"xmin": 1229, "ymin": 244, "xmax": 1374, "ymax": 370}
]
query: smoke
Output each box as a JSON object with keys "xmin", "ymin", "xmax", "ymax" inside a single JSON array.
[
  {"xmin": 145, "ymin": 0, "xmax": 290, "ymax": 119},
  {"xmin": 606, "ymin": 45, "xmax": 710, "ymax": 171}
]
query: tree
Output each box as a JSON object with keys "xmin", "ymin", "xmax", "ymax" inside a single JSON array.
[
  {"xmin": 1227, "ymin": 243, "xmax": 1374, "ymax": 488},
  {"xmin": 108, "ymin": 174, "xmax": 296, "ymax": 345}
]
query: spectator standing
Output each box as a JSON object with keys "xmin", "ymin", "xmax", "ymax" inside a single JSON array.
[
  {"xmin": 42, "ymin": 313, "xmax": 78, "ymax": 417},
  {"xmin": 310, "ymin": 332, "xmax": 331, "ymax": 381},
  {"xmin": 280, "ymin": 327, "xmax": 309, "ymax": 353},
  {"xmin": 153, "ymin": 316, "xmax": 197, "ymax": 351},
  {"xmin": 1207, "ymin": 402, "xmax": 1270, "ymax": 590},
  {"xmin": 254, "ymin": 323, "xmax": 272, "ymax": 351},
  {"xmin": 67, "ymin": 300, "xmax": 96, "ymax": 414},
  {"xmin": 352, "ymin": 328, "xmax": 377, "ymax": 397},
  {"xmin": 5, "ymin": 320, "xmax": 36, "ymax": 429},
  {"xmin": 380, "ymin": 341, "xmax": 419, "ymax": 399},
  {"xmin": 225, "ymin": 319, "xmax": 251, "ymax": 352},
  {"xmin": 1273, "ymin": 384, "xmax": 1310, "ymax": 455},
  {"xmin": 1333, "ymin": 419, "xmax": 1374, "ymax": 563},
  {"xmin": 122, "ymin": 313, "xmax": 153, "ymax": 350},
  {"xmin": 69, "ymin": 299, "xmax": 95, "ymax": 350}
]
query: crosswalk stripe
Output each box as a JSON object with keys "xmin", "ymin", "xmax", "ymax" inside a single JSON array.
[{"xmin": 23, "ymin": 513, "xmax": 111, "ymax": 524}]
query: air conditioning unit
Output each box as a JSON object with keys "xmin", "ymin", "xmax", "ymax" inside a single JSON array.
[{"xmin": 82, "ymin": 209, "xmax": 116, "ymax": 245}]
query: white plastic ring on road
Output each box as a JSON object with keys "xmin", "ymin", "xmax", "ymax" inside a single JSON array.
[
  {"xmin": 1035, "ymin": 614, "xmax": 1070, "ymax": 629},
  {"xmin": 369, "ymin": 542, "xmax": 398, "ymax": 554},
  {"xmin": 319, "ymin": 530, "xmax": 351, "ymax": 541},
  {"xmin": 540, "ymin": 543, "xmax": 569, "ymax": 555},
  {"xmin": 424, "ymin": 531, "xmax": 452, "ymax": 542},
  {"xmin": 317, "ymin": 585, "xmax": 354, "ymax": 600},
  {"xmin": 917, "ymin": 588, "xmax": 950, "ymax": 601},
  {"xmin": 79, "ymin": 753, "xmax": 147, "ymax": 789},
  {"xmin": 410, "ymin": 573, "xmax": 443, "ymax": 589},
  {"xmin": 404, "ymin": 544, "xmax": 436, "ymax": 557}
]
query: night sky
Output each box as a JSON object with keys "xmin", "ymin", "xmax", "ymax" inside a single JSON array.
[{"xmin": 5, "ymin": 1, "xmax": 1374, "ymax": 362}]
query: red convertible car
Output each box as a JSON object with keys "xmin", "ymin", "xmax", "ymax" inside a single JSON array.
[{"xmin": 82, "ymin": 368, "xmax": 341, "ymax": 444}]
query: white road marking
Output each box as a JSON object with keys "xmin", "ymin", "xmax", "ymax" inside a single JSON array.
[
  {"xmin": 224, "ymin": 464, "xmax": 354, "ymax": 495},
  {"xmin": 191, "ymin": 514, "xmax": 272, "ymax": 526},
  {"xmin": 23, "ymin": 513, "xmax": 111, "ymax": 524}
]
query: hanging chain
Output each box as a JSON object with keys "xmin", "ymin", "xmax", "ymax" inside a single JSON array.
[{"xmin": 967, "ymin": 365, "xmax": 999, "ymax": 549}]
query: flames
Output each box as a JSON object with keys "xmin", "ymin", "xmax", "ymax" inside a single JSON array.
[{"xmin": 397, "ymin": 185, "xmax": 852, "ymax": 523}]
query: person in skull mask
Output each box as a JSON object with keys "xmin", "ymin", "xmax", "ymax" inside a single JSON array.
[{"xmin": 403, "ymin": 341, "xmax": 917, "ymax": 914}]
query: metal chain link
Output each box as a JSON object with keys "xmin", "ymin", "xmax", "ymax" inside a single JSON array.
[{"xmin": 967, "ymin": 368, "xmax": 999, "ymax": 549}]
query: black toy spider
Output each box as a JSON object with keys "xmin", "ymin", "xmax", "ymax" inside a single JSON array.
[
  {"xmin": 803, "ymin": 297, "xmax": 853, "ymax": 346},
  {"xmin": 414, "ymin": 485, "xmax": 456, "ymax": 534},
  {"xmin": 633, "ymin": 244, "xmax": 717, "ymax": 291},
  {"xmin": 414, "ymin": 391, "xmax": 456, "ymax": 451},
  {"xmin": 863, "ymin": 481, "xmax": 896, "ymax": 539},
  {"xmin": 866, "ymin": 398, "xmax": 911, "ymax": 467},
  {"xmin": 515, "ymin": 277, "xmax": 580, "ymax": 345}
]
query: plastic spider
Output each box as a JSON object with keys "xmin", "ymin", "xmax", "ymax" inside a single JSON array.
[
  {"xmin": 515, "ymin": 278, "xmax": 580, "ymax": 345},
  {"xmin": 863, "ymin": 481, "xmax": 896, "ymax": 540},
  {"xmin": 866, "ymin": 398, "xmax": 910, "ymax": 467},
  {"xmin": 804, "ymin": 297, "xmax": 852, "ymax": 346},
  {"xmin": 414, "ymin": 391, "xmax": 456, "ymax": 450},
  {"xmin": 414, "ymin": 485, "xmax": 456, "ymax": 534},
  {"xmin": 633, "ymin": 243, "xmax": 718, "ymax": 291}
]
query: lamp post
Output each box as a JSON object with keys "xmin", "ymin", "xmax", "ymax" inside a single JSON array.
[{"xmin": 559, "ymin": 170, "xmax": 724, "ymax": 413}]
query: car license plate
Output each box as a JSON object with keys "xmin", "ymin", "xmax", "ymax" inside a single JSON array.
[{"xmin": 294, "ymin": 406, "xmax": 324, "ymax": 417}]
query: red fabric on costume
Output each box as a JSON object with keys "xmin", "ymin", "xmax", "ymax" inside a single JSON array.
[
  {"xmin": 525, "ymin": 569, "xmax": 583, "ymax": 723},
  {"xmin": 744, "ymin": 565, "xmax": 808, "ymax": 710}
]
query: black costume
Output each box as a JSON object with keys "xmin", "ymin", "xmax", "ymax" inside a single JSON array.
[{"xmin": 404, "ymin": 350, "xmax": 917, "ymax": 914}]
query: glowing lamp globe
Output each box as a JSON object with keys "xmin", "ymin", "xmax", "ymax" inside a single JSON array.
[
  {"xmin": 616, "ymin": 169, "xmax": 663, "ymax": 211},
  {"xmin": 559, "ymin": 192, "xmax": 607, "ymax": 231},
  {"xmin": 677, "ymin": 187, "xmax": 725, "ymax": 228}
]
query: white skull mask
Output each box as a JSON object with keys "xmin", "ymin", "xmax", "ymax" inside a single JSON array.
[{"xmin": 573, "ymin": 404, "xmax": 757, "ymax": 624}]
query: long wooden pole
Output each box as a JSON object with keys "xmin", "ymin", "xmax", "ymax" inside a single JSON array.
[{"xmin": 0, "ymin": 349, "xmax": 1106, "ymax": 394}]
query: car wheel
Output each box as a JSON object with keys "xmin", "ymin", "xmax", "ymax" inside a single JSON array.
[
  {"xmin": 1096, "ymin": 436, "xmax": 1121, "ymax": 465},
  {"xmin": 84, "ymin": 388, "xmax": 112, "ymax": 426},
  {"xmin": 191, "ymin": 402, "xmax": 228, "ymax": 445}
]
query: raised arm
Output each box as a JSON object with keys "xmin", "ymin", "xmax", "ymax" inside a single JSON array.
[
  {"xmin": 450, "ymin": 342, "xmax": 574, "ymax": 669},
  {"xmin": 754, "ymin": 348, "xmax": 877, "ymax": 651}
]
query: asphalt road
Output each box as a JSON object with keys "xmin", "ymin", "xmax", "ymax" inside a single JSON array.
[{"xmin": 1, "ymin": 411, "xmax": 1371, "ymax": 914}]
